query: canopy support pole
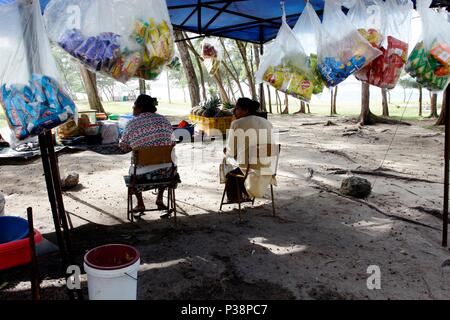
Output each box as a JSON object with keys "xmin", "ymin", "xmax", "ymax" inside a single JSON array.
[
  {"xmin": 39, "ymin": 131, "xmax": 83, "ymax": 299},
  {"xmin": 259, "ymin": 26, "xmax": 265, "ymax": 109},
  {"xmin": 443, "ymin": 85, "xmax": 450, "ymax": 247}
]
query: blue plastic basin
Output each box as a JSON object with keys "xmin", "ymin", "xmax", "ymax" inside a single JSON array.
[{"xmin": 0, "ymin": 216, "xmax": 29, "ymax": 245}]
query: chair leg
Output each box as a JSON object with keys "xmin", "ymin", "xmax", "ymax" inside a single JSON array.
[
  {"xmin": 127, "ymin": 189, "xmax": 131, "ymax": 222},
  {"xmin": 130, "ymin": 190, "xmax": 134, "ymax": 223},
  {"xmin": 220, "ymin": 181, "xmax": 228, "ymax": 211},
  {"xmin": 172, "ymin": 188, "xmax": 177, "ymax": 227},
  {"xmin": 236, "ymin": 179, "xmax": 242, "ymax": 223},
  {"xmin": 270, "ymin": 184, "xmax": 276, "ymax": 217},
  {"xmin": 167, "ymin": 187, "xmax": 171, "ymax": 212}
]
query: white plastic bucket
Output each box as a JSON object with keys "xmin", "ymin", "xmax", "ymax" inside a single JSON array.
[{"xmin": 83, "ymin": 244, "xmax": 140, "ymax": 300}]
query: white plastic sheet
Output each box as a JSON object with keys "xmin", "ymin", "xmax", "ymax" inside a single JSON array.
[
  {"xmin": 44, "ymin": 0, "xmax": 175, "ymax": 83},
  {"xmin": 0, "ymin": 0, "xmax": 76, "ymax": 142}
]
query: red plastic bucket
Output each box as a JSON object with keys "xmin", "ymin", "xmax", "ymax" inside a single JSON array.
[{"xmin": 0, "ymin": 229, "xmax": 42, "ymax": 271}]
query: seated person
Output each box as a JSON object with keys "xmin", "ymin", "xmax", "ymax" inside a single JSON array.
[
  {"xmin": 119, "ymin": 94, "xmax": 177, "ymax": 215},
  {"xmin": 221, "ymin": 98, "xmax": 277, "ymax": 202}
]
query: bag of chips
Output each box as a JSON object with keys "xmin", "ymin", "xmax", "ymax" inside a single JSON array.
[
  {"xmin": 256, "ymin": 6, "xmax": 317, "ymax": 102},
  {"xmin": 405, "ymin": 0, "xmax": 450, "ymax": 92},
  {"xmin": 349, "ymin": 0, "xmax": 413, "ymax": 89},
  {"xmin": 317, "ymin": 0, "xmax": 382, "ymax": 88},
  {"xmin": 0, "ymin": 0, "xmax": 76, "ymax": 141},
  {"xmin": 44, "ymin": 0, "xmax": 174, "ymax": 83},
  {"xmin": 202, "ymin": 38, "xmax": 222, "ymax": 76},
  {"xmin": 292, "ymin": 2, "xmax": 325, "ymax": 95}
]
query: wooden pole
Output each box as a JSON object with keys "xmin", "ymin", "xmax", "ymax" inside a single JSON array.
[
  {"xmin": 38, "ymin": 133, "xmax": 75, "ymax": 300},
  {"xmin": 27, "ymin": 207, "xmax": 40, "ymax": 301},
  {"xmin": 443, "ymin": 85, "xmax": 450, "ymax": 247}
]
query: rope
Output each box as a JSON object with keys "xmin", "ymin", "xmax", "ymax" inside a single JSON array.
[{"xmin": 372, "ymin": 89, "xmax": 414, "ymax": 190}]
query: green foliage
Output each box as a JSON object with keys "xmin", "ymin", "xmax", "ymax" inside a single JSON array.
[
  {"xmin": 52, "ymin": 45, "xmax": 84, "ymax": 98},
  {"xmin": 398, "ymin": 75, "xmax": 421, "ymax": 89}
]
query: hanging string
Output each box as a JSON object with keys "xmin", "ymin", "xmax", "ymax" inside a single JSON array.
[
  {"xmin": 371, "ymin": 88, "xmax": 414, "ymax": 190},
  {"xmin": 280, "ymin": 1, "xmax": 286, "ymax": 23}
]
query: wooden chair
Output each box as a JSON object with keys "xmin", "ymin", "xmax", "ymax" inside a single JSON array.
[
  {"xmin": 126, "ymin": 145, "xmax": 179, "ymax": 226},
  {"xmin": 220, "ymin": 144, "xmax": 281, "ymax": 222}
]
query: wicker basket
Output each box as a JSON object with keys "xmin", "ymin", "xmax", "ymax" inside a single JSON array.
[{"xmin": 189, "ymin": 115, "xmax": 234, "ymax": 135}]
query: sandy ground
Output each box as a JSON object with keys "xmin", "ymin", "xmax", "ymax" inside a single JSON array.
[{"xmin": 0, "ymin": 114, "xmax": 449, "ymax": 300}]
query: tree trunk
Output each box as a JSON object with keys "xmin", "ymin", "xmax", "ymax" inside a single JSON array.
[
  {"xmin": 307, "ymin": 103, "xmax": 311, "ymax": 114},
  {"xmin": 213, "ymin": 71, "xmax": 230, "ymax": 104},
  {"xmin": 333, "ymin": 86, "xmax": 338, "ymax": 115},
  {"xmin": 267, "ymin": 85, "xmax": 272, "ymax": 114},
  {"xmin": 253, "ymin": 44, "xmax": 266, "ymax": 112},
  {"xmin": 299, "ymin": 101, "xmax": 306, "ymax": 113},
  {"xmin": 79, "ymin": 65, "xmax": 105, "ymax": 113},
  {"xmin": 436, "ymin": 89, "xmax": 447, "ymax": 126},
  {"xmin": 175, "ymin": 30, "xmax": 200, "ymax": 108},
  {"xmin": 382, "ymin": 88, "xmax": 389, "ymax": 117},
  {"xmin": 359, "ymin": 82, "xmax": 372, "ymax": 125},
  {"xmin": 330, "ymin": 88, "xmax": 335, "ymax": 115},
  {"xmin": 282, "ymin": 93, "xmax": 289, "ymax": 114},
  {"xmin": 223, "ymin": 62, "xmax": 244, "ymax": 97},
  {"xmin": 359, "ymin": 83, "xmax": 410, "ymax": 126},
  {"xmin": 419, "ymin": 86, "xmax": 423, "ymax": 116},
  {"xmin": 275, "ymin": 90, "xmax": 281, "ymax": 114},
  {"xmin": 236, "ymin": 41, "xmax": 257, "ymax": 100},
  {"xmin": 166, "ymin": 70, "xmax": 171, "ymax": 104},
  {"xmin": 220, "ymin": 39, "xmax": 245, "ymax": 97},
  {"xmin": 139, "ymin": 79, "xmax": 146, "ymax": 94},
  {"xmin": 195, "ymin": 54, "xmax": 207, "ymax": 101},
  {"xmin": 430, "ymin": 93, "xmax": 438, "ymax": 118}
]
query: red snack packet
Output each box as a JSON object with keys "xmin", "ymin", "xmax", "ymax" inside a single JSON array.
[{"xmin": 430, "ymin": 43, "xmax": 450, "ymax": 67}]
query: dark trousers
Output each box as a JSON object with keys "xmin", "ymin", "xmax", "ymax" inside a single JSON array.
[{"xmin": 226, "ymin": 169, "xmax": 249, "ymax": 202}]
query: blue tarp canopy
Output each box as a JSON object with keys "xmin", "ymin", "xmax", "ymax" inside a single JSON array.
[{"xmin": 1, "ymin": 0, "xmax": 450, "ymax": 43}]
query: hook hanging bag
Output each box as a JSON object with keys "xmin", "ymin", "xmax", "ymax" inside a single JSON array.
[
  {"xmin": 317, "ymin": 0, "xmax": 382, "ymax": 87},
  {"xmin": 256, "ymin": 3, "xmax": 317, "ymax": 102},
  {"xmin": 405, "ymin": 0, "xmax": 450, "ymax": 92},
  {"xmin": 292, "ymin": 1, "xmax": 325, "ymax": 95}
]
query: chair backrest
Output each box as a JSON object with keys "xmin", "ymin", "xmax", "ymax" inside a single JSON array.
[
  {"xmin": 244, "ymin": 144, "xmax": 281, "ymax": 176},
  {"xmin": 133, "ymin": 145, "xmax": 175, "ymax": 166}
]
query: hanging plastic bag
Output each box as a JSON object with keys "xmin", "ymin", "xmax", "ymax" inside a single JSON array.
[
  {"xmin": 349, "ymin": 0, "xmax": 413, "ymax": 89},
  {"xmin": 0, "ymin": 0, "xmax": 76, "ymax": 142},
  {"xmin": 255, "ymin": 6, "xmax": 316, "ymax": 102},
  {"xmin": 44, "ymin": 0, "xmax": 174, "ymax": 83},
  {"xmin": 317, "ymin": 0, "xmax": 382, "ymax": 87},
  {"xmin": 202, "ymin": 38, "xmax": 222, "ymax": 76},
  {"xmin": 405, "ymin": 0, "xmax": 450, "ymax": 92},
  {"xmin": 292, "ymin": 2, "xmax": 325, "ymax": 95}
]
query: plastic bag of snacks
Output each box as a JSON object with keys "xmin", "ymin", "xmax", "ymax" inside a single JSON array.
[
  {"xmin": 256, "ymin": 6, "xmax": 316, "ymax": 102},
  {"xmin": 0, "ymin": 0, "xmax": 76, "ymax": 141},
  {"xmin": 349, "ymin": 0, "xmax": 413, "ymax": 89},
  {"xmin": 405, "ymin": 0, "xmax": 450, "ymax": 92},
  {"xmin": 202, "ymin": 38, "xmax": 222, "ymax": 76},
  {"xmin": 44, "ymin": 0, "xmax": 174, "ymax": 83},
  {"xmin": 317, "ymin": 0, "xmax": 382, "ymax": 87},
  {"xmin": 292, "ymin": 2, "xmax": 325, "ymax": 95}
]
